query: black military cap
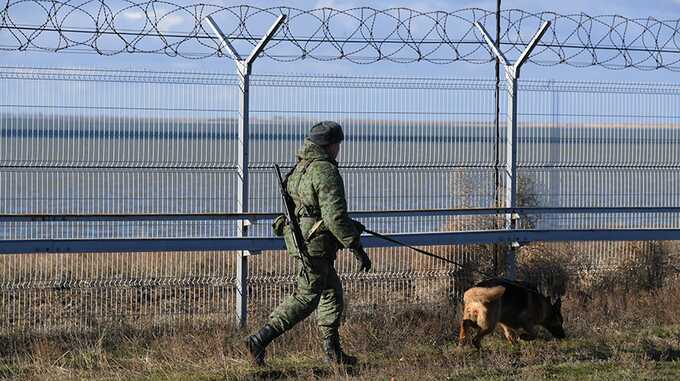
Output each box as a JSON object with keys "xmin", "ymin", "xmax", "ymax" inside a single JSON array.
[{"xmin": 307, "ymin": 121, "xmax": 344, "ymax": 146}]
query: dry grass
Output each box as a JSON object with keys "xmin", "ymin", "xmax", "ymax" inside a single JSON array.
[
  {"xmin": 2, "ymin": 168, "xmax": 679, "ymax": 379},
  {"xmin": 1, "ymin": 279, "xmax": 680, "ymax": 381}
]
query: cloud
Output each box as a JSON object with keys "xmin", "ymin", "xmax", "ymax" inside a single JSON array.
[
  {"xmin": 148, "ymin": 12, "xmax": 186, "ymax": 32},
  {"xmin": 157, "ymin": 13, "xmax": 185, "ymax": 32},
  {"xmin": 386, "ymin": 1, "xmax": 440, "ymax": 11},
  {"xmin": 313, "ymin": 0, "xmax": 357, "ymax": 10},
  {"xmin": 121, "ymin": 8, "xmax": 186, "ymax": 32},
  {"xmin": 123, "ymin": 10, "xmax": 145, "ymax": 21}
]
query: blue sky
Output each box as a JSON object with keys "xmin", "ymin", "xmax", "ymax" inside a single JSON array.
[{"xmin": 4, "ymin": 0, "xmax": 680, "ymax": 82}]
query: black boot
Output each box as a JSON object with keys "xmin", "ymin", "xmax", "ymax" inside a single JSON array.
[
  {"xmin": 245, "ymin": 324, "xmax": 281, "ymax": 366},
  {"xmin": 322, "ymin": 334, "xmax": 357, "ymax": 366}
]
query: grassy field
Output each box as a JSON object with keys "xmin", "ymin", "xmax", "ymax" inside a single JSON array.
[{"xmin": 1, "ymin": 281, "xmax": 679, "ymax": 381}]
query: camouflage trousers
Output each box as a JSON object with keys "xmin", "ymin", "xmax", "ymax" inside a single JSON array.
[{"xmin": 267, "ymin": 256, "xmax": 343, "ymax": 340}]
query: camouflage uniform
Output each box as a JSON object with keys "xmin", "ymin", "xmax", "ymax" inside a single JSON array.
[
  {"xmin": 245, "ymin": 121, "xmax": 370, "ymax": 367},
  {"xmin": 268, "ymin": 138, "xmax": 362, "ymax": 339}
]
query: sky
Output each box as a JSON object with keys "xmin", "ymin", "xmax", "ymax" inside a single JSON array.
[{"xmin": 4, "ymin": 0, "xmax": 680, "ymax": 82}]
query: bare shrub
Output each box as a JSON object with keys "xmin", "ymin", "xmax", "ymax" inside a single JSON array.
[
  {"xmin": 516, "ymin": 242, "xmax": 576, "ymax": 298},
  {"xmin": 442, "ymin": 171, "xmax": 544, "ymax": 293},
  {"xmin": 575, "ymin": 241, "xmax": 679, "ymax": 295}
]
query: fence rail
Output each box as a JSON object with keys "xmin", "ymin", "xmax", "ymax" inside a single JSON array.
[{"xmin": 2, "ymin": 229, "xmax": 680, "ymax": 254}]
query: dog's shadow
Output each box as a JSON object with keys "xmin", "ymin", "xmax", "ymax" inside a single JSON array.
[{"xmin": 645, "ymin": 346, "xmax": 680, "ymax": 362}]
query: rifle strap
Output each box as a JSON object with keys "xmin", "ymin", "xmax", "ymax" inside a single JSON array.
[{"xmin": 282, "ymin": 163, "xmax": 297, "ymax": 189}]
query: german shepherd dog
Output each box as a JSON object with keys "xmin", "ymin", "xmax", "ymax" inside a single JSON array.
[{"xmin": 458, "ymin": 278, "xmax": 566, "ymax": 349}]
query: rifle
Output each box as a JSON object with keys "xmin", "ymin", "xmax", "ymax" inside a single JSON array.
[{"xmin": 274, "ymin": 164, "xmax": 313, "ymax": 278}]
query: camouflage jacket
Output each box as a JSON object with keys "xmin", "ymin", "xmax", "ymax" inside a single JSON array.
[{"xmin": 286, "ymin": 139, "xmax": 361, "ymax": 258}]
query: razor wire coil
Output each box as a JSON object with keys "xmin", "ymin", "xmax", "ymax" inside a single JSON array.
[{"xmin": 3, "ymin": 2, "xmax": 680, "ymax": 70}]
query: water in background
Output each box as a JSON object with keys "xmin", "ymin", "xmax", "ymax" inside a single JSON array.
[{"xmin": 1, "ymin": 116, "xmax": 679, "ymax": 240}]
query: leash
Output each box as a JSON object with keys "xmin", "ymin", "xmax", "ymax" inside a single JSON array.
[
  {"xmin": 364, "ymin": 228, "xmax": 497, "ymax": 280},
  {"xmin": 364, "ymin": 228, "xmax": 543, "ymax": 295}
]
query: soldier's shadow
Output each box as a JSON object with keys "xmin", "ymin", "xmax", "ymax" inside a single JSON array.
[{"xmin": 249, "ymin": 364, "xmax": 360, "ymax": 380}]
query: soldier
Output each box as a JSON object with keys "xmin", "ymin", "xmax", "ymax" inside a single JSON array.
[{"xmin": 245, "ymin": 121, "xmax": 371, "ymax": 366}]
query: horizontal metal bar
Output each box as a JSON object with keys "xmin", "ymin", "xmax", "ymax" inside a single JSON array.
[
  {"xmin": 513, "ymin": 207, "xmax": 680, "ymax": 215},
  {"xmin": 4, "ymin": 163, "xmax": 669, "ymax": 171},
  {"xmin": 364, "ymin": 229, "xmax": 680, "ymax": 247},
  {"xmin": 0, "ymin": 213, "xmax": 279, "ymax": 222},
  {"xmin": 1, "ymin": 229, "xmax": 679, "ymax": 254},
  {"xmin": 251, "ymin": 164, "xmax": 496, "ymax": 170},
  {"xmin": 510, "ymin": 229, "xmax": 680, "ymax": 244},
  {"xmin": 0, "ymin": 237, "xmax": 284, "ymax": 254},
  {"xmin": 354, "ymin": 207, "xmax": 680, "ymax": 218},
  {"xmin": 2, "ymin": 207, "xmax": 679, "ymax": 222},
  {"xmin": 0, "ymin": 165, "xmax": 240, "ymax": 170}
]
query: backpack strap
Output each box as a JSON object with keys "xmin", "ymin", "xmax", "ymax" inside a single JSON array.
[{"xmin": 291, "ymin": 159, "xmax": 318, "ymax": 218}]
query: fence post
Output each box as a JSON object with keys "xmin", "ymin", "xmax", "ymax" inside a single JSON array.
[
  {"xmin": 475, "ymin": 20, "xmax": 550, "ymax": 279},
  {"xmin": 236, "ymin": 60, "xmax": 251, "ymax": 330},
  {"xmin": 205, "ymin": 14, "xmax": 286, "ymax": 327},
  {"xmin": 549, "ymin": 81, "xmax": 561, "ymax": 222}
]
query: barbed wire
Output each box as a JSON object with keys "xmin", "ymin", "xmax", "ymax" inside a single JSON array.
[{"xmin": 2, "ymin": 1, "xmax": 680, "ymax": 70}]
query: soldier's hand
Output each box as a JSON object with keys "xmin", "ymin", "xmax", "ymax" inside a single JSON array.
[{"xmin": 351, "ymin": 245, "xmax": 371, "ymax": 272}]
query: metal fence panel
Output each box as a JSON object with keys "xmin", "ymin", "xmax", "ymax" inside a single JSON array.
[
  {"xmin": 515, "ymin": 80, "xmax": 680, "ymax": 232},
  {"xmin": 0, "ymin": 67, "xmax": 244, "ymax": 330},
  {"xmin": 1, "ymin": 67, "xmax": 679, "ymax": 330}
]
